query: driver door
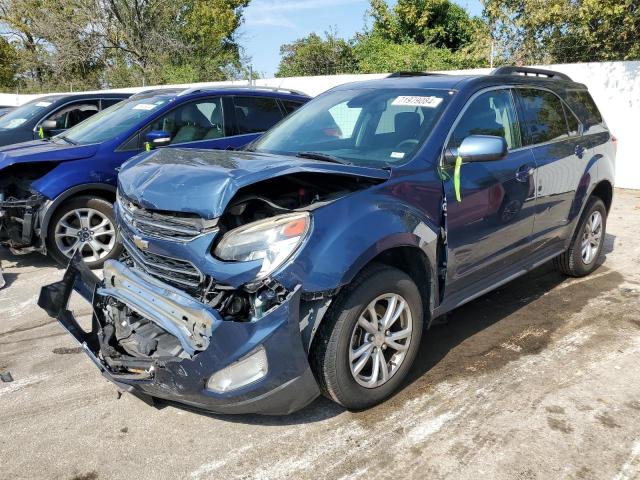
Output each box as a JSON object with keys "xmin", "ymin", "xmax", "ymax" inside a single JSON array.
[{"xmin": 442, "ymin": 88, "xmax": 538, "ymax": 303}]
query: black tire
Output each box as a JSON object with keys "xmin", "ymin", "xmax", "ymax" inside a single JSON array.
[
  {"xmin": 554, "ymin": 197, "xmax": 607, "ymax": 277},
  {"xmin": 310, "ymin": 263, "xmax": 423, "ymax": 410},
  {"xmin": 47, "ymin": 196, "xmax": 122, "ymax": 269}
]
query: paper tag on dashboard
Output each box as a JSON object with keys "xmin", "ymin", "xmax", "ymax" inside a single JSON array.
[
  {"xmin": 133, "ymin": 104, "xmax": 157, "ymax": 110},
  {"xmin": 390, "ymin": 151, "xmax": 405, "ymax": 159},
  {"xmin": 392, "ymin": 96, "xmax": 443, "ymax": 108}
]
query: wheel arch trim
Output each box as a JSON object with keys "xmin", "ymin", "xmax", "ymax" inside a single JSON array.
[{"xmin": 40, "ymin": 183, "xmax": 117, "ymax": 244}]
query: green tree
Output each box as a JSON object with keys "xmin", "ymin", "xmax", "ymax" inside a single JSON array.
[
  {"xmin": 0, "ymin": 38, "xmax": 18, "ymax": 87},
  {"xmin": 275, "ymin": 0, "xmax": 490, "ymax": 77},
  {"xmin": 276, "ymin": 31, "xmax": 357, "ymax": 77},
  {"xmin": 483, "ymin": 0, "xmax": 640, "ymax": 64},
  {"xmin": 0, "ymin": 0, "xmax": 251, "ymax": 92}
]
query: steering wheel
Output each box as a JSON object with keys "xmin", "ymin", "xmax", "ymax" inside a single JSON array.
[{"xmin": 395, "ymin": 139, "xmax": 419, "ymax": 151}]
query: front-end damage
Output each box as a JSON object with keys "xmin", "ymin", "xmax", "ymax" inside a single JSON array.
[
  {"xmin": 0, "ymin": 163, "xmax": 56, "ymax": 251},
  {"xmin": 38, "ymin": 149, "xmax": 391, "ymax": 414},
  {"xmin": 39, "ymin": 255, "xmax": 321, "ymax": 414}
]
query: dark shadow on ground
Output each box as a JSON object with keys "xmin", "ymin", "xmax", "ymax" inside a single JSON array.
[{"xmin": 160, "ymin": 254, "xmax": 622, "ymax": 425}]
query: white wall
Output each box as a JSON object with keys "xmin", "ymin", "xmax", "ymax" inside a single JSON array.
[{"xmin": 1, "ymin": 62, "xmax": 637, "ymax": 189}]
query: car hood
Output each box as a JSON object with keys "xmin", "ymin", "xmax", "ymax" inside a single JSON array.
[
  {"xmin": 118, "ymin": 148, "xmax": 390, "ymax": 219},
  {"xmin": 0, "ymin": 140, "xmax": 99, "ymax": 170}
]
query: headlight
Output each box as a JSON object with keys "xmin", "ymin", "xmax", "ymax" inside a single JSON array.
[{"xmin": 213, "ymin": 212, "xmax": 310, "ymax": 279}]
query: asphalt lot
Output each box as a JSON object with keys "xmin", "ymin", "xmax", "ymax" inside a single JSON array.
[{"xmin": 1, "ymin": 188, "xmax": 639, "ymax": 480}]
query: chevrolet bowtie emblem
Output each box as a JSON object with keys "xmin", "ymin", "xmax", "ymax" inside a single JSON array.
[{"xmin": 133, "ymin": 235, "xmax": 149, "ymax": 251}]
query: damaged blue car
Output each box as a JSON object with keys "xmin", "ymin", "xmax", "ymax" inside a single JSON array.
[{"xmin": 39, "ymin": 68, "xmax": 615, "ymax": 414}]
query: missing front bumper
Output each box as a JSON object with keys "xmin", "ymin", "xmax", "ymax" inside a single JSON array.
[{"xmin": 38, "ymin": 255, "xmax": 320, "ymax": 415}]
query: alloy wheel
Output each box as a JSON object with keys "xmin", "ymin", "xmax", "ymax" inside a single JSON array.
[
  {"xmin": 54, "ymin": 208, "xmax": 116, "ymax": 263},
  {"xmin": 581, "ymin": 210, "xmax": 603, "ymax": 265},
  {"xmin": 349, "ymin": 293, "xmax": 413, "ymax": 388}
]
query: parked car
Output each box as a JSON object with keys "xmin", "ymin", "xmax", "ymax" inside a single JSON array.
[
  {"xmin": 40, "ymin": 67, "xmax": 615, "ymax": 415},
  {"xmin": 0, "ymin": 106, "xmax": 15, "ymax": 117},
  {"xmin": 0, "ymin": 86, "xmax": 310, "ymax": 267},
  {"xmin": 0, "ymin": 93, "xmax": 130, "ymax": 146}
]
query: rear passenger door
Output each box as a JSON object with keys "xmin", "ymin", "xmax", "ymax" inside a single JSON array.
[
  {"xmin": 515, "ymin": 88, "xmax": 586, "ymax": 251},
  {"xmin": 443, "ymin": 88, "xmax": 538, "ymax": 301}
]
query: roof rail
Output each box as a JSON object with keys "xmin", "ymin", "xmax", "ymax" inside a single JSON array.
[
  {"xmin": 387, "ymin": 71, "xmax": 446, "ymax": 78},
  {"xmin": 491, "ymin": 66, "xmax": 572, "ymax": 82},
  {"xmin": 176, "ymin": 84, "xmax": 308, "ymax": 97}
]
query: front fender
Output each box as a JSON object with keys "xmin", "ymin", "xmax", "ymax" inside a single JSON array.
[{"xmin": 275, "ymin": 190, "xmax": 440, "ymax": 294}]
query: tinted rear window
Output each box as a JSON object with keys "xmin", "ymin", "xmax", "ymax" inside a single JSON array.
[
  {"xmin": 281, "ymin": 100, "xmax": 304, "ymax": 114},
  {"xmin": 233, "ymin": 96, "xmax": 283, "ymax": 134},
  {"xmin": 565, "ymin": 90, "xmax": 603, "ymax": 128},
  {"xmin": 518, "ymin": 89, "xmax": 568, "ymax": 145}
]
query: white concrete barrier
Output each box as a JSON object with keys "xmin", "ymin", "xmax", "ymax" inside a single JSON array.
[{"xmin": 1, "ymin": 62, "xmax": 637, "ymax": 189}]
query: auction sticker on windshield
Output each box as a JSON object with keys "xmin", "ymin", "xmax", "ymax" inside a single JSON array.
[{"xmin": 392, "ymin": 96, "xmax": 443, "ymax": 108}]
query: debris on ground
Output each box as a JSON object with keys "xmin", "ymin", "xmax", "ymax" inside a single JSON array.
[{"xmin": 1, "ymin": 371, "xmax": 14, "ymax": 382}]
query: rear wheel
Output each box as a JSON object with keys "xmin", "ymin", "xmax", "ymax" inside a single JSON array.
[
  {"xmin": 554, "ymin": 197, "xmax": 607, "ymax": 277},
  {"xmin": 47, "ymin": 196, "xmax": 121, "ymax": 269},
  {"xmin": 310, "ymin": 264, "xmax": 423, "ymax": 410}
]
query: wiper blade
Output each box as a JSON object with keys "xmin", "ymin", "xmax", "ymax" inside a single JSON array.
[
  {"xmin": 58, "ymin": 135, "xmax": 76, "ymax": 145},
  {"xmin": 296, "ymin": 151, "xmax": 348, "ymax": 164}
]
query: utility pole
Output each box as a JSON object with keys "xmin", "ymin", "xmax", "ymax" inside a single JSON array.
[{"xmin": 490, "ymin": 41, "xmax": 495, "ymax": 69}]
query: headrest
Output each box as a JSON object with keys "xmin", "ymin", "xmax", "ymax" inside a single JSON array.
[{"xmin": 394, "ymin": 112, "xmax": 421, "ymax": 136}]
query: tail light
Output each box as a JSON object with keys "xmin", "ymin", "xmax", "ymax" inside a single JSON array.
[{"xmin": 611, "ymin": 134, "xmax": 618, "ymax": 154}]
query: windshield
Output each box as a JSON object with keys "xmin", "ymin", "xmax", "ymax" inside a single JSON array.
[
  {"xmin": 61, "ymin": 95, "xmax": 172, "ymax": 145},
  {"xmin": 0, "ymin": 98, "xmax": 56, "ymax": 130},
  {"xmin": 252, "ymin": 87, "xmax": 451, "ymax": 167}
]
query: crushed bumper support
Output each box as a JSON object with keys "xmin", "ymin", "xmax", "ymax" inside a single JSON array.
[{"xmin": 38, "ymin": 255, "xmax": 320, "ymax": 415}]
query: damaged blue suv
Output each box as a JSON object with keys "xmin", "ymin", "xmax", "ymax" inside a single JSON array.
[{"xmin": 40, "ymin": 68, "xmax": 615, "ymax": 414}]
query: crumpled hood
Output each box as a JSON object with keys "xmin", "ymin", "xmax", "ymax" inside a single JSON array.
[
  {"xmin": 0, "ymin": 140, "xmax": 99, "ymax": 170},
  {"xmin": 118, "ymin": 148, "xmax": 390, "ymax": 219}
]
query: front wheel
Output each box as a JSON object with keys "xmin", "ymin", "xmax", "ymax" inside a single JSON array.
[
  {"xmin": 47, "ymin": 196, "xmax": 121, "ymax": 269},
  {"xmin": 310, "ymin": 264, "xmax": 423, "ymax": 410},
  {"xmin": 554, "ymin": 197, "xmax": 607, "ymax": 277}
]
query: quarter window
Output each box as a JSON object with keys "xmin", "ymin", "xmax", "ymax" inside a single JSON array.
[
  {"xmin": 518, "ymin": 89, "xmax": 568, "ymax": 145},
  {"xmin": 233, "ymin": 96, "xmax": 283, "ymax": 134},
  {"xmin": 565, "ymin": 90, "xmax": 603, "ymax": 129},
  {"xmin": 450, "ymin": 89, "xmax": 521, "ymax": 150}
]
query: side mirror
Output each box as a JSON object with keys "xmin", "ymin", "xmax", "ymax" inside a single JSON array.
[
  {"xmin": 444, "ymin": 135, "xmax": 508, "ymax": 164},
  {"xmin": 40, "ymin": 119, "xmax": 57, "ymax": 132},
  {"xmin": 144, "ymin": 130, "xmax": 172, "ymax": 148}
]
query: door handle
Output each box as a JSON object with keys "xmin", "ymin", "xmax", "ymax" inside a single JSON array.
[
  {"xmin": 575, "ymin": 144, "xmax": 585, "ymax": 158},
  {"xmin": 515, "ymin": 164, "xmax": 534, "ymax": 183}
]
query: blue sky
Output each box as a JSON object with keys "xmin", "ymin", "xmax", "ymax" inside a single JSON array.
[{"xmin": 241, "ymin": 0, "xmax": 484, "ymax": 78}]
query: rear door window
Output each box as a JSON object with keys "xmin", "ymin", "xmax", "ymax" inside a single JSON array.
[
  {"xmin": 517, "ymin": 89, "xmax": 568, "ymax": 145},
  {"xmin": 280, "ymin": 100, "xmax": 305, "ymax": 114},
  {"xmin": 449, "ymin": 89, "xmax": 521, "ymax": 150},
  {"xmin": 233, "ymin": 96, "xmax": 283, "ymax": 134}
]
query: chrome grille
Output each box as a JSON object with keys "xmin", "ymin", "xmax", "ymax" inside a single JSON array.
[
  {"xmin": 120, "ymin": 228, "xmax": 203, "ymax": 291},
  {"xmin": 117, "ymin": 196, "xmax": 217, "ymax": 241}
]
